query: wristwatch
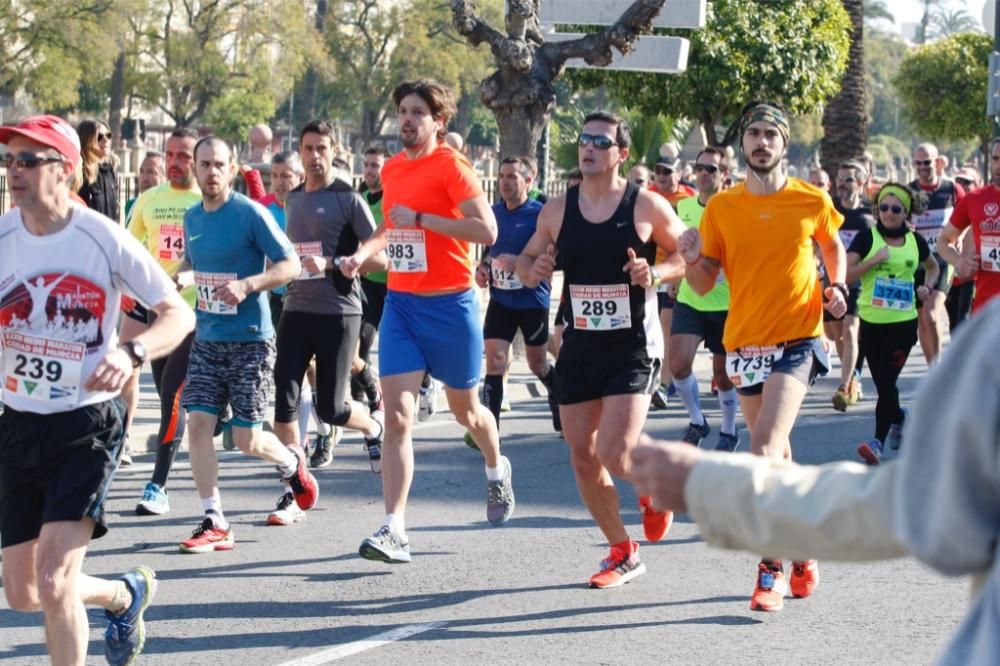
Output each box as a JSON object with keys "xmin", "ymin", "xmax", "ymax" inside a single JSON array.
[
  {"xmin": 650, "ymin": 267, "xmax": 663, "ymax": 288},
  {"xmin": 121, "ymin": 340, "xmax": 147, "ymax": 368}
]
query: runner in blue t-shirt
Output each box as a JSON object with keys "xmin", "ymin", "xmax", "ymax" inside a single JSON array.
[{"xmin": 473, "ymin": 156, "xmax": 560, "ymax": 435}]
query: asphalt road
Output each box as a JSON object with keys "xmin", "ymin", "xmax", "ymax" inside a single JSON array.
[{"xmin": 0, "ymin": 338, "xmax": 967, "ymax": 665}]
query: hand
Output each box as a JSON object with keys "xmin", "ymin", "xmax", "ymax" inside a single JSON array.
[
  {"xmin": 339, "ymin": 253, "xmax": 363, "ymax": 279},
  {"xmin": 495, "ymin": 253, "xmax": 518, "ymax": 273},
  {"xmin": 302, "ymin": 255, "xmax": 327, "ymax": 275},
  {"xmin": 475, "ymin": 262, "xmax": 490, "ymax": 288},
  {"xmin": 388, "ymin": 204, "xmax": 420, "ymax": 229},
  {"xmin": 957, "ymin": 254, "xmax": 980, "ymax": 280},
  {"xmin": 215, "ymin": 278, "xmax": 251, "ymax": 306},
  {"xmin": 85, "ymin": 348, "xmax": 133, "ymax": 392},
  {"xmin": 916, "ymin": 285, "xmax": 932, "ymax": 300},
  {"xmin": 677, "ymin": 228, "xmax": 702, "ymax": 264},
  {"xmin": 629, "ymin": 434, "xmax": 704, "ymax": 512},
  {"xmin": 530, "ymin": 243, "xmax": 557, "ymax": 284},
  {"xmin": 623, "ymin": 247, "xmax": 651, "ymax": 287},
  {"xmin": 174, "ymin": 270, "xmax": 194, "ymax": 290},
  {"xmin": 823, "ymin": 286, "xmax": 847, "ymax": 318},
  {"xmin": 873, "ymin": 246, "xmax": 890, "ymax": 264}
]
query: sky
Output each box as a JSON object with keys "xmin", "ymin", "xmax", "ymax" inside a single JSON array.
[{"xmin": 884, "ymin": 0, "xmax": 988, "ymax": 32}]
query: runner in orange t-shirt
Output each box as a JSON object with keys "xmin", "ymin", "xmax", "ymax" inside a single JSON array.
[
  {"xmin": 341, "ymin": 79, "xmax": 514, "ymax": 564},
  {"xmin": 677, "ymin": 101, "xmax": 847, "ymax": 614}
]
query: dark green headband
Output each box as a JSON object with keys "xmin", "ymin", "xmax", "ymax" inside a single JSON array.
[{"xmin": 740, "ymin": 104, "xmax": 790, "ymax": 146}]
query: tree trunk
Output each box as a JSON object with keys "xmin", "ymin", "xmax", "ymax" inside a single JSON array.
[
  {"xmin": 301, "ymin": 0, "xmax": 329, "ymax": 123},
  {"xmin": 820, "ymin": 0, "xmax": 867, "ymax": 181},
  {"xmin": 109, "ymin": 51, "xmax": 126, "ymax": 147}
]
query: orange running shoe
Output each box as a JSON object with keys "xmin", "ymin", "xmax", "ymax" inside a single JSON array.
[
  {"xmin": 179, "ymin": 517, "xmax": 234, "ymax": 553},
  {"xmin": 749, "ymin": 561, "xmax": 787, "ymax": 612},
  {"xmin": 589, "ymin": 543, "xmax": 646, "ymax": 589},
  {"xmin": 638, "ymin": 495, "xmax": 672, "ymax": 542},
  {"xmin": 790, "ymin": 559, "xmax": 819, "ymax": 598}
]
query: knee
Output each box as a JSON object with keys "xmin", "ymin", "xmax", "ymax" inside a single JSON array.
[
  {"xmin": 596, "ymin": 446, "xmax": 629, "ymax": 478},
  {"xmin": 317, "ymin": 402, "xmax": 352, "ymax": 427},
  {"xmin": 233, "ymin": 428, "xmax": 265, "ymax": 456},
  {"xmin": 4, "ymin": 581, "xmax": 40, "ymax": 612},
  {"xmin": 527, "ymin": 356, "xmax": 549, "ymax": 378},
  {"xmin": 669, "ymin": 357, "xmax": 691, "ymax": 379},
  {"xmin": 35, "ymin": 566, "xmax": 72, "ymax": 611},
  {"xmin": 486, "ymin": 350, "xmax": 508, "ymax": 374},
  {"xmin": 568, "ymin": 446, "xmax": 603, "ymax": 479},
  {"xmin": 452, "ymin": 406, "xmax": 478, "ymax": 429}
]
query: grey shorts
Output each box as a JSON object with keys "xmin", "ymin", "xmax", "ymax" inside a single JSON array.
[
  {"xmin": 670, "ymin": 302, "xmax": 727, "ymax": 354},
  {"xmin": 182, "ymin": 338, "xmax": 276, "ymax": 426}
]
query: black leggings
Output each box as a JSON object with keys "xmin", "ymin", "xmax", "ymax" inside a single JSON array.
[
  {"xmin": 359, "ymin": 278, "xmax": 386, "ymax": 364},
  {"xmin": 149, "ymin": 331, "xmax": 194, "ymax": 487},
  {"xmin": 273, "ymin": 311, "xmax": 360, "ymax": 426},
  {"xmin": 859, "ymin": 318, "xmax": 918, "ymax": 442},
  {"xmin": 945, "ymin": 280, "xmax": 975, "ymax": 333}
]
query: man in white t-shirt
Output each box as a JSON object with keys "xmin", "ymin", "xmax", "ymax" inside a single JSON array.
[{"xmin": 0, "ymin": 115, "xmax": 194, "ymax": 665}]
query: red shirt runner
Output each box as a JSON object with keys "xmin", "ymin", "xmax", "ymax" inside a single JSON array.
[{"xmin": 949, "ymin": 185, "xmax": 1000, "ymax": 312}]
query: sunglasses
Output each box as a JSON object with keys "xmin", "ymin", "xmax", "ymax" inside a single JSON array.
[
  {"xmin": 878, "ymin": 203, "xmax": 904, "ymax": 214},
  {"xmin": 0, "ymin": 152, "xmax": 64, "ymax": 169},
  {"xmin": 693, "ymin": 164, "xmax": 718, "ymax": 174},
  {"xmin": 654, "ymin": 166, "xmax": 675, "ymax": 175},
  {"xmin": 837, "ymin": 176, "xmax": 856, "ymax": 183},
  {"xmin": 913, "ymin": 159, "xmax": 933, "ymax": 167},
  {"xmin": 97, "ymin": 132, "xmax": 111, "ymax": 141},
  {"xmin": 577, "ymin": 133, "xmax": 615, "ymax": 150}
]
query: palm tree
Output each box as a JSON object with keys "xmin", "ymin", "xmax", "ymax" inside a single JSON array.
[
  {"xmin": 915, "ymin": 0, "xmax": 945, "ymax": 43},
  {"xmin": 820, "ymin": 0, "xmax": 867, "ymax": 179},
  {"xmin": 929, "ymin": 7, "xmax": 980, "ymax": 39},
  {"xmin": 864, "ymin": 0, "xmax": 893, "ymax": 26}
]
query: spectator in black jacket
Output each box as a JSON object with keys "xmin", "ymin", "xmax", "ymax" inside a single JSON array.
[{"xmin": 77, "ymin": 119, "xmax": 120, "ymax": 222}]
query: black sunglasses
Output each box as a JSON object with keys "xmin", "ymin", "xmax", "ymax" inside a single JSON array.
[
  {"xmin": 577, "ymin": 133, "xmax": 615, "ymax": 150},
  {"xmin": 0, "ymin": 152, "xmax": 64, "ymax": 169},
  {"xmin": 654, "ymin": 166, "xmax": 675, "ymax": 175},
  {"xmin": 837, "ymin": 176, "xmax": 856, "ymax": 183},
  {"xmin": 879, "ymin": 203, "xmax": 903, "ymax": 214},
  {"xmin": 913, "ymin": 159, "xmax": 933, "ymax": 167},
  {"xmin": 97, "ymin": 132, "xmax": 111, "ymax": 141},
  {"xmin": 693, "ymin": 164, "xmax": 718, "ymax": 174}
]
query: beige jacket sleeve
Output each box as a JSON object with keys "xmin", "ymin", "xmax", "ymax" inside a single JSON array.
[{"xmin": 685, "ymin": 452, "xmax": 908, "ymax": 562}]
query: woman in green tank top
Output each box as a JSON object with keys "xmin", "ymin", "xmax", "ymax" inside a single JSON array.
[{"xmin": 845, "ymin": 183, "xmax": 939, "ymax": 465}]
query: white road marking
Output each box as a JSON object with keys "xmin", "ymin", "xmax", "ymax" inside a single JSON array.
[{"xmin": 274, "ymin": 621, "xmax": 448, "ymax": 665}]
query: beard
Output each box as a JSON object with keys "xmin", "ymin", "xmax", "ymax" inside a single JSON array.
[{"xmin": 748, "ymin": 151, "xmax": 782, "ymax": 176}]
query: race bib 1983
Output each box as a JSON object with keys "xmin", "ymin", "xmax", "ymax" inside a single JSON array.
[{"xmin": 386, "ymin": 229, "xmax": 427, "ymax": 273}]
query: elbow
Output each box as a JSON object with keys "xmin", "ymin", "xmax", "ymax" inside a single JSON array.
[{"xmin": 178, "ymin": 306, "xmax": 196, "ymax": 334}]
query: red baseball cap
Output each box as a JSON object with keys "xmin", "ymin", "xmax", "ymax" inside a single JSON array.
[{"xmin": 0, "ymin": 115, "xmax": 81, "ymax": 168}]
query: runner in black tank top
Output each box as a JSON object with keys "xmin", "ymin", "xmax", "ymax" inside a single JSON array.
[
  {"xmin": 558, "ymin": 182, "xmax": 660, "ymax": 364},
  {"xmin": 515, "ymin": 112, "xmax": 687, "ymax": 591}
]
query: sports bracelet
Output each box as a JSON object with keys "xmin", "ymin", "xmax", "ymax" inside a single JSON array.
[
  {"xmin": 830, "ymin": 282, "xmax": 849, "ymax": 299},
  {"xmin": 415, "ymin": 211, "xmax": 423, "ymax": 229},
  {"xmin": 685, "ymin": 253, "xmax": 701, "ymax": 266}
]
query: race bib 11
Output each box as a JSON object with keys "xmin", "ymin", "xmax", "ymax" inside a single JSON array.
[{"xmin": 194, "ymin": 272, "xmax": 238, "ymax": 315}]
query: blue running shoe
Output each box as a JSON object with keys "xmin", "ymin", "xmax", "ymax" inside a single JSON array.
[
  {"xmin": 857, "ymin": 438, "xmax": 883, "ymax": 466},
  {"xmin": 105, "ymin": 565, "xmax": 157, "ymax": 666},
  {"xmin": 135, "ymin": 482, "xmax": 170, "ymax": 516}
]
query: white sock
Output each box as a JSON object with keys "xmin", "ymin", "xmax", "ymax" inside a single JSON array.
[
  {"xmin": 485, "ymin": 463, "xmax": 503, "ymax": 482},
  {"xmin": 201, "ymin": 494, "xmax": 226, "ymax": 527},
  {"xmin": 315, "ymin": 418, "xmax": 332, "ymax": 437},
  {"xmin": 719, "ymin": 387, "xmax": 739, "ymax": 436},
  {"xmin": 674, "ymin": 373, "xmax": 704, "ymax": 425},
  {"xmin": 384, "ymin": 513, "xmax": 405, "ymax": 537},
  {"xmin": 363, "ymin": 416, "xmax": 382, "ymax": 440},
  {"xmin": 277, "ymin": 448, "xmax": 298, "ymax": 477},
  {"xmin": 298, "ymin": 389, "xmax": 313, "ymax": 441}
]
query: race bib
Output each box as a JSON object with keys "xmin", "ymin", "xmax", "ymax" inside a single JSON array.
[
  {"xmin": 3, "ymin": 330, "xmax": 83, "ymax": 406},
  {"xmin": 194, "ymin": 272, "xmax": 238, "ymax": 315},
  {"xmin": 981, "ymin": 236, "xmax": 1000, "ymax": 272},
  {"xmin": 490, "ymin": 259, "xmax": 522, "ymax": 290},
  {"xmin": 159, "ymin": 224, "xmax": 184, "ymax": 261},
  {"xmin": 912, "ymin": 208, "xmax": 950, "ymax": 247},
  {"xmin": 570, "ymin": 284, "xmax": 631, "ymax": 331},
  {"xmin": 871, "ymin": 276, "xmax": 914, "ymax": 310},
  {"xmin": 386, "ymin": 229, "xmax": 427, "ymax": 273},
  {"xmin": 727, "ymin": 345, "xmax": 784, "ymax": 388},
  {"xmin": 293, "ymin": 241, "xmax": 325, "ymax": 280}
]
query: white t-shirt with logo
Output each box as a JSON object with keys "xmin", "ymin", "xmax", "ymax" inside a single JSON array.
[{"xmin": 0, "ymin": 205, "xmax": 174, "ymax": 414}]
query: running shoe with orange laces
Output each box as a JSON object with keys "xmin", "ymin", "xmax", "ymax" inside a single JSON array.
[
  {"xmin": 638, "ymin": 495, "xmax": 672, "ymax": 542},
  {"xmin": 179, "ymin": 516, "xmax": 234, "ymax": 553},
  {"xmin": 589, "ymin": 542, "xmax": 646, "ymax": 589},
  {"xmin": 749, "ymin": 560, "xmax": 788, "ymax": 612},
  {"xmin": 790, "ymin": 559, "xmax": 819, "ymax": 598}
]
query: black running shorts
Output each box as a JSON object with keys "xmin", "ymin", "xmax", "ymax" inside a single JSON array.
[
  {"xmin": 670, "ymin": 302, "xmax": 728, "ymax": 355},
  {"xmin": 556, "ymin": 356, "xmax": 661, "ymax": 405},
  {"xmin": 483, "ymin": 300, "xmax": 549, "ymax": 346}
]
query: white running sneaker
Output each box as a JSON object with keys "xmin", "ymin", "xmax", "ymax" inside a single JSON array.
[
  {"xmin": 418, "ymin": 379, "xmax": 438, "ymax": 422},
  {"xmin": 267, "ymin": 491, "xmax": 306, "ymax": 526}
]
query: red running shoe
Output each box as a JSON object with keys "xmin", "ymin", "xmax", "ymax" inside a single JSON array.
[
  {"xmin": 284, "ymin": 446, "xmax": 319, "ymax": 510},
  {"xmin": 749, "ymin": 560, "xmax": 787, "ymax": 612},
  {"xmin": 638, "ymin": 495, "xmax": 672, "ymax": 542},
  {"xmin": 589, "ymin": 543, "xmax": 646, "ymax": 589},
  {"xmin": 790, "ymin": 559, "xmax": 819, "ymax": 598},
  {"xmin": 179, "ymin": 517, "xmax": 234, "ymax": 553}
]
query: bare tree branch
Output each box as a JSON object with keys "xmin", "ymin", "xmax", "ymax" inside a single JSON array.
[
  {"xmin": 539, "ymin": 0, "xmax": 666, "ymax": 68},
  {"xmin": 451, "ymin": 0, "xmax": 507, "ymax": 63}
]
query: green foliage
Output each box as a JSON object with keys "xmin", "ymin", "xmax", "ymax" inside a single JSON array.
[
  {"xmin": 866, "ymin": 29, "xmax": 913, "ymax": 139},
  {"xmin": 566, "ymin": 0, "xmax": 851, "ymax": 146},
  {"xmin": 894, "ymin": 31, "xmax": 992, "ymax": 149}
]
